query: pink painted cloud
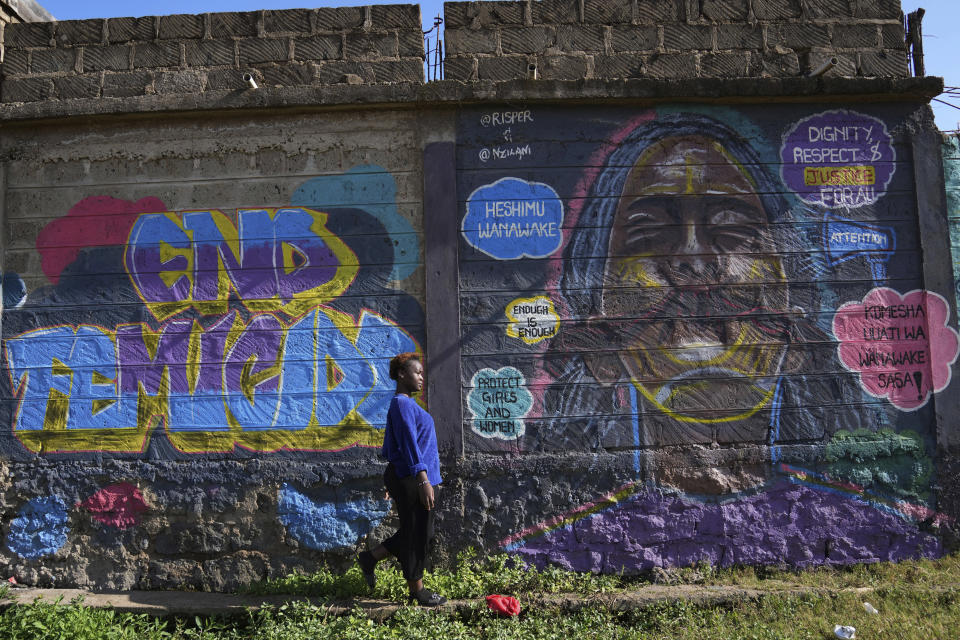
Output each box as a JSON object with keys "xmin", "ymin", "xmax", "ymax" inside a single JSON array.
[
  {"xmin": 78, "ymin": 482, "xmax": 148, "ymax": 529},
  {"xmin": 36, "ymin": 196, "xmax": 167, "ymax": 284},
  {"xmin": 832, "ymin": 287, "xmax": 959, "ymax": 410}
]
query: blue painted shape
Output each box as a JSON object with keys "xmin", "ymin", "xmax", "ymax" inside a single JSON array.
[
  {"xmin": 2, "ymin": 272, "xmax": 26, "ymax": 309},
  {"xmin": 6, "ymin": 325, "xmax": 137, "ymax": 432},
  {"xmin": 125, "ymin": 212, "xmax": 192, "ymax": 303},
  {"xmin": 277, "ymin": 483, "xmax": 391, "ymax": 551},
  {"xmin": 629, "ymin": 384, "xmax": 641, "ymax": 475},
  {"xmin": 66, "ymin": 326, "xmax": 135, "ymax": 431},
  {"xmin": 7, "ymin": 496, "xmax": 69, "ymax": 559},
  {"xmin": 291, "ymin": 165, "xmax": 418, "ymax": 282},
  {"xmin": 274, "ymin": 309, "xmax": 322, "ymax": 431},
  {"xmin": 224, "ymin": 314, "xmax": 284, "ymax": 431},
  {"xmin": 462, "ymin": 177, "xmax": 564, "ymax": 260},
  {"xmin": 353, "ymin": 311, "xmax": 417, "ymax": 427},
  {"xmin": 313, "ymin": 310, "xmax": 373, "ymax": 427},
  {"xmin": 823, "ymin": 215, "xmax": 895, "ymax": 284}
]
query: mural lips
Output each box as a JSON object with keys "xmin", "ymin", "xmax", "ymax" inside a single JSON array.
[{"xmin": 78, "ymin": 483, "xmax": 149, "ymax": 529}]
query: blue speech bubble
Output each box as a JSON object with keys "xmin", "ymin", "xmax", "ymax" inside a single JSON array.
[
  {"xmin": 824, "ymin": 215, "xmax": 895, "ymax": 284},
  {"xmin": 462, "ymin": 178, "xmax": 564, "ymax": 260},
  {"xmin": 468, "ymin": 366, "xmax": 532, "ymax": 440}
]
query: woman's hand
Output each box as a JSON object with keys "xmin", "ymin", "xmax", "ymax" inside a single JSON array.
[
  {"xmin": 418, "ymin": 481, "xmax": 434, "ymax": 510},
  {"xmin": 416, "ymin": 472, "xmax": 434, "ymax": 510}
]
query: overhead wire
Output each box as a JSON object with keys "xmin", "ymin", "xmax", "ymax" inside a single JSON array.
[{"xmin": 933, "ymin": 98, "xmax": 960, "ymax": 112}]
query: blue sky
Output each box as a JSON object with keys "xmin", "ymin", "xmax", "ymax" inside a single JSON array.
[{"xmin": 34, "ymin": 0, "xmax": 958, "ymax": 129}]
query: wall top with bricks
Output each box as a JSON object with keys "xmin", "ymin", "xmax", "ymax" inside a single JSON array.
[
  {"xmin": 0, "ymin": 5, "xmax": 425, "ymax": 104},
  {"xmin": 443, "ymin": 0, "xmax": 910, "ymax": 82},
  {"xmin": 0, "ymin": 0, "xmax": 934, "ymax": 115}
]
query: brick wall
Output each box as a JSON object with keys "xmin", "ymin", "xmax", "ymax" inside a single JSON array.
[
  {"xmin": 443, "ymin": 0, "xmax": 908, "ymax": 81},
  {"xmin": 0, "ymin": 5, "xmax": 424, "ymax": 103},
  {"xmin": 0, "ymin": 0, "xmax": 54, "ymax": 64}
]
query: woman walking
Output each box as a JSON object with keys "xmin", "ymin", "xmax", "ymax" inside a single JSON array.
[{"xmin": 357, "ymin": 352, "xmax": 447, "ymax": 606}]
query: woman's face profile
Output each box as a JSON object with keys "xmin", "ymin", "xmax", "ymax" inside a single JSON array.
[{"xmin": 398, "ymin": 359, "xmax": 424, "ymax": 394}]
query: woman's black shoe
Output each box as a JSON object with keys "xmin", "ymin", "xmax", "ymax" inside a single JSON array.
[
  {"xmin": 408, "ymin": 589, "xmax": 447, "ymax": 607},
  {"xmin": 357, "ymin": 551, "xmax": 377, "ymax": 590}
]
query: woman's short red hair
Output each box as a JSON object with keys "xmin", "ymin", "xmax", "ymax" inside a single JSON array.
[{"xmin": 389, "ymin": 352, "xmax": 421, "ymax": 381}]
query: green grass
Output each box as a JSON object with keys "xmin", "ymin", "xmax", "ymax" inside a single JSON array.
[
  {"xmin": 1, "ymin": 553, "xmax": 959, "ymax": 639},
  {"xmin": 243, "ymin": 548, "xmax": 960, "ymax": 600},
  {"xmin": 0, "ymin": 595, "xmax": 173, "ymax": 640},
  {"xmin": 690, "ymin": 552, "xmax": 960, "ymax": 590},
  {"xmin": 243, "ymin": 548, "xmax": 621, "ymax": 600}
]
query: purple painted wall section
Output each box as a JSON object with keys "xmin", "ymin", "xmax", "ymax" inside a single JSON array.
[{"xmin": 514, "ymin": 483, "xmax": 942, "ymax": 573}]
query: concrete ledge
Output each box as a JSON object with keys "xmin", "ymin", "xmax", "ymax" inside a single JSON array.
[{"xmin": 0, "ymin": 75, "xmax": 944, "ymax": 122}]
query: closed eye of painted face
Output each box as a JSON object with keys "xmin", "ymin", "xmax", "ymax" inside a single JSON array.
[
  {"xmin": 622, "ymin": 198, "xmax": 764, "ymax": 256},
  {"xmin": 610, "ymin": 137, "xmax": 768, "ymax": 281}
]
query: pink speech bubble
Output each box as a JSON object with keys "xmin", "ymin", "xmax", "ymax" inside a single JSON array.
[{"xmin": 832, "ymin": 288, "xmax": 959, "ymax": 410}]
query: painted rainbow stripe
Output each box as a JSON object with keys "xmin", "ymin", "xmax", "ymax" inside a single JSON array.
[
  {"xmin": 499, "ymin": 481, "xmax": 642, "ymax": 550},
  {"xmin": 779, "ymin": 463, "xmax": 953, "ymax": 526}
]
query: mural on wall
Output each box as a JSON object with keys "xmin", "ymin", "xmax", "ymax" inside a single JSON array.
[
  {"xmin": 77, "ymin": 482, "xmax": 149, "ymax": 530},
  {"xmin": 277, "ymin": 482, "xmax": 392, "ymax": 551},
  {"xmin": 2, "ymin": 169, "xmax": 423, "ymax": 456},
  {"xmin": 468, "ymin": 366, "xmax": 533, "ymax": 440},
  {"xmin": 0, "ymin": 163, "xmax": 424, "ymax": 562},
  {"xmin": 458, "ymin": 105, "xmax": 954, "ymax": 571},
  {"xmin": 7, "ymin": 496, "xmax": 69, "ymax": 559}
]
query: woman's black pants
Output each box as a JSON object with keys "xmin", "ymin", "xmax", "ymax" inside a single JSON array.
[{"xmin": 381, "ymin": 463, "xmax": 435, "ymax": 582}]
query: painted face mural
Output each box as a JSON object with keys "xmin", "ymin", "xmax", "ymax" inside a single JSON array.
[
  {"xmin": 549, "ymin": 113, "xmax": 805, "ymax": 494},
  {"xmin": 603, "ymin": 136, "xmax": 789, "ymax": 436},
  {"xmin": 459, "ymin": 105, "xmax": 954, "ymax": 571}
]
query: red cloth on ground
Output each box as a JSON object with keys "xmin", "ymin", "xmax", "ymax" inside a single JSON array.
[{"xmin": 485, "ymin": 594, "xmax": 521, "ymax": 617}]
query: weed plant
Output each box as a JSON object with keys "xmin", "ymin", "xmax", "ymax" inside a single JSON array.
[{"xmin": 0, "ymin": 594, "xmax": 172, "ymax": 640}]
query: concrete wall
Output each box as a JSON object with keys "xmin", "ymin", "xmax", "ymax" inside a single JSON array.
[
  {"xmin": 0, "ymin": 0, "xmax": 955, "ymax": 590},
  {"xmin": 0, "ymin": 1, "xmax": 53, "ymax": 27},
  {"xmin": 0, "ymin": 108, "xmax": 430, "ymax": 589}
]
